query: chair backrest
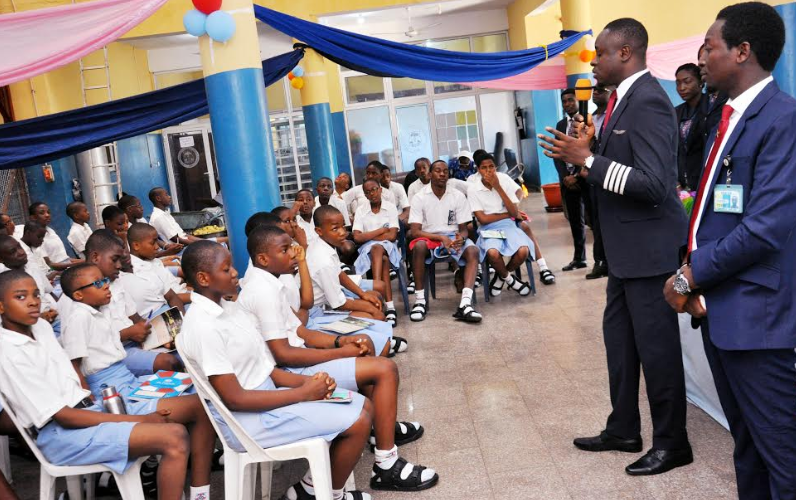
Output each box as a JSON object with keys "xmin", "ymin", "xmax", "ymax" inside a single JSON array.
[
  {"xmin": 175, "ymin": 336, "xmax": 270, "ymax": 461},
  {"xmin": 0, "ymin": 391, "xmax": 56, "ymax": 468}
]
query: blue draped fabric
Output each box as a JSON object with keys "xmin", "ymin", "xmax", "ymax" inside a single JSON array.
[
  {"xmin": 0, "ymin": 50, "xmax": 303, "ymax": 170},
  {"xmin": 254, "ymin": 6, "xmax": 590, "ymax": 81}
]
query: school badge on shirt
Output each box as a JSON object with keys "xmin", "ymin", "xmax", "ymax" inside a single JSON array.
[{"xmin": 447, "ymin": 210, "xmax": 456, "ymax": 226}]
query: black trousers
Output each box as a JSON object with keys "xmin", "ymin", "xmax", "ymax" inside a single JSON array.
[
  {"xmin": 581, "ymin": 183, "xmax": 606, "ymax": 263},
  {"xmin": 602, "ymin": 273, "xmax": 689, "ymax": 449},
  {"xmin": 702, "ymin": 321, "xmax": 796, "ymax": 500},
  {"xmin": 561, "ymin": 181, "xmax": 586, "ymax": 262}
]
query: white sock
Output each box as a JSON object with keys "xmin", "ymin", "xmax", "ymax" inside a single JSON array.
[
  {"xmin": 190, "ymin": 485, "xmax": 210, "ymax": 500},
  {"xmin": 335, "ymin": 491, "xmax": 371, "ymax": 500},
  {"xmin": 504, "ymin": 274, "xmax": 515, "ymax": 287},
  {"xmin": 375, "ymin": 445, "xmax": 399, "ymax": 470},
  {"xmin": 415, "ymin": 289, "xmax": 426, "ymax": 304},
  {"xmin": 385, "ymin": 301, "xmax": 395, "ymax": 310},
  {"xmin": 537, "ymin": 258, "xmax": 549, "ymax": 271},
  {"xmin": 460, "ymin": 287, "xmax": 473, "ymax": 308}
]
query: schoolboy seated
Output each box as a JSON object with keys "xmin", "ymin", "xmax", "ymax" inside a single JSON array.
[
  {"xmin": 344, "ymin": 161, "xmax": 397, "ymax": 219},
  {"xmin": 0, "ymin": 235, "xmax": 59, "ymax": 329},
  {"xmin": 83, "ymin": 230, "xmax": 182, "ymax": 375},
  {"xmin": 408, "ymin": 160, "xmax": 483, "ymax": 323},
  {"xmin": 17, "ymin": 221, "xmax": 55, "ymax": 281},
  {"xmin": 468, "ymin": 154, "xmax": 535, "ymax": 297},
  {"xmin": 56, "ymin": 264, "xmax": 215, "ymax": 500},
  {"xmin": 407, "ymin": 161, "xmax": 470, "ymax": 203},
  {"xmin": 315, "ymin": 177, "xmax": 351, "ymax": 227},
  {"xmin": 238, "ymin": 229, "xmax": 437, "ymax": 492},
  {"xmin": 24, "ymin": 202, "xmax": 81, "ymax": 270},
  {"xmin": 149, "ymin": 187, "xmax": 228, "ymax": 246},
  {"xmin": 379, "ymin": 164, "xmax": 410, "ymax": 223},
  {"xmin": 66, "ymin": 202, "xmax": 93, "ymax": 259},
  {"xmin": 352, "ymin": 179, "xmax": 401, "ymax": 326},
  {"xmin": 291, "ymin": 189, "xmax": 320, "ymax": 244},
  {"xmin": 177, "ymin": 241, "xmax": 375, "ymax": 500},
  {"xmin": 105, "ymin": 205, "xmax": 181, "ymax": 278},
  {"xmin": 119, "ymin": 194, "xmax": 183, "ymax": 256},
  {"xmin": 0, "ymin": 270, "xmax": 209, "ymax": 500},
  {"xmin": 0, "ymin": 213, "xmax": 15, "ymax": 237},
  {"xmin": 119, "ymin": 223, "xmax": 188, "ymax": 317}
]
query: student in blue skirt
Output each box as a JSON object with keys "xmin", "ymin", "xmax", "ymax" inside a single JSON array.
[
  {"xmin": 0, "ymin": 270, "xmax": 194, "ymax": 500},
  {"xmin": 178, "ymin": 241, "xmax": 375, "ymax": 500},
  {"xmin": 58, "ymin": 263, "xmax": 215, "ymax": 500},
  {"xmin": 468, "ymin": 153, "xmax": 535, "ymax": 297}
]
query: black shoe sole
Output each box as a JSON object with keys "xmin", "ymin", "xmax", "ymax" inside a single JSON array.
[
  {"xmin": 625, "ymin": 456, "xmax": 694, "ymax": 476},
  {"xmin": 574, "ymin": 441, "xmax": 643, "ymax": 453},
  {"xmin": 585, "ymin": 273, "xmax": 608, "ymax": 280},
  {"xmin": 370, "ymin": 473, "xmax": 439, "ymax": 492}
]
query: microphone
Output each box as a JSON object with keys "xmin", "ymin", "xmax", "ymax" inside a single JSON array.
[{"xmin": 575, "ymin": 78, "xmax": 593, "ymax": 120}]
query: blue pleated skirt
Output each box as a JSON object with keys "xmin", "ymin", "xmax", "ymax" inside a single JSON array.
[
  {"xmin": 354, "ymin": 240, "xmax": 402, "ymax": 276},
  {"xmin": 476, "ymin": 219, "xmax": 535, "ymax": 262}
]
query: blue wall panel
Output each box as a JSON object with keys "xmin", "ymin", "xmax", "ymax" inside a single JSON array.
[
  {"xmin": 774, "ymin": 3, "xmax": 796, "ymax": 99},
  {"xmin": 331, "ymin": 111, "xmax": 351, "ymax": 176},
  {"xmin": 514, "ymin": 90, "xmax": 542, "ymax": 189},
  {"xmin": 25, "ymin": 156, "xmax": 78, "ymax": 254},
  {"xmin": 117, "ymin": 133, "xmax": 170, "ymax": 215},
  {"xmin": 530, "ymin": 89, "xmax": 563, "ymax": 186}
]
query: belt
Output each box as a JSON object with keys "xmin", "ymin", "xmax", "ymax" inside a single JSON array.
[{"xmin": 27, "ymin": 397, "xmax": 95, "ymax": 438}]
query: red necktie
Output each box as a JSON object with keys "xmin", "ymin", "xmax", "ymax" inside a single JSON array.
[
  {"xmin": 601, "ymin": 91, "xmax": 618, "ymax": 134},
  {"xmin": 687, "ymin": 104, "xmax": 734, "ymax": 253}
]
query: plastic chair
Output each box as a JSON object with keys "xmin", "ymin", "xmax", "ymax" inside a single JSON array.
[
  {"xmin": 176, "ymin": 336, "xmax": 337, "ymax": 500},
  {"xmin": 424, "ymin": 254, "xmax": 477, "ymax": 310},
  {"xmin": 0, "ymin": 435, "xmax": 10, "ymax": 483},
  {"xmin": 0, "ymin": 392, "xmax": 146, "ymax": 500}
]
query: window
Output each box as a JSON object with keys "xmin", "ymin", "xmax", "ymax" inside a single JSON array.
[
  {"xmin": 434, "ymin": 96, "xmax": 480, "ymax": 160},
  {"xmin": 392, "ymin": 78, "xmax": 426, "ymax": 99},
  {"xmin": 345, "ymin": 75, "xmax": 385, "ymax": 103},
  {"xmin": 472, "ymin": 34, "xmax": 508, "ymax": 53},
  {"xmin": 425, "ymin": 38, "xmax": 472, "ymax": 95}
]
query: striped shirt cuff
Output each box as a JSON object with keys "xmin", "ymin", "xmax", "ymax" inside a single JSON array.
[{"xmin": 603, "ymin": 162, "xmax": 632, "ymax": 195}]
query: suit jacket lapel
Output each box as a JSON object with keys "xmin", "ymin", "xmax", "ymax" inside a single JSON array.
[{"xmin": 598, "ymin": 72, "xmax": 652, "ymax": 155}]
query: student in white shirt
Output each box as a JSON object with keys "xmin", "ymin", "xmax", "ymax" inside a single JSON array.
[
  {"xmin": 406, "ymin": 161, "xmax": 430, "ymax": 203},
  {"xmin": 0, "ymin": 269, "xmax": 196, "ymax": 500},
  {"xmin": 117, "ymin": 197, "xmax": 184, "ymax": 261},
  {"xmin": 119, "ymin": 223, "xmax": 188, "ymax": 318},
  {"xmin": 0, "ymin": 213, "xmax": 14, "ymax": 237},
  {"xmin": 177, "ymin": 242, "xmax": 375, "ymax": 500},
  {"xmin": 28, "ymin": 202, "xmax": 78, "ymax": 269},
  {"xmin": 315, "ymin": 176, "xmax": 351, "ymax": 226},
  {"xmin": 66, "ymin": 202, "xmax": 93, "ymax": 259},
  {"xmin": 149, "ymin": 187, "xmax": 228, "ymax": 246},
  {"xmin": 343, "ymin": 162, "xmax": 397, "ymax": 220},
  {"xmin": 291, "ymin": 189, "xmax": 320, "ymax": 244},
  {"xmin": 271, "ymin": 206, "xmax": 310, "ymax": 250},
  {"xmin": 57, "ymin": 264, "xmax": 215, "ymax": 500},
  {"xmin": 408, "ymin": 160, "xmax": 482, "ymax": 323},
  {"xmin": 468, "ymin": 154, "xmax": 535, "ymax": 297},
  {"xmin": 352, "ymin": 179, "xmax": 401, "ymax": 326},
  {"xmin": 0, "ymin": 235, "xmax": 59, "ymax": 329},
  {"xmin": 19, "ymin": 221, "xmax": 51, "ymax": 276},
  {"xmin": 378, "ymin": 165, "xmax": 410, "ymax": 223},
  {"xmin": 238, "ymin": 230, "xmax": 437, "ymax": 492}
]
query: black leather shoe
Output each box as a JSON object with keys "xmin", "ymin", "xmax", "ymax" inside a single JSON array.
[
  {"xmin": 573, "ymin": 431, "xmax": 643, "ymax": 452},
  {"xmin": 585, "ymin": 261, "xmax": 608, "ymax": 280},
  {"xmin": 625, "ymin": 447, "xmax": 694, "ymax": 476},
  {"xmin": 562, "ymin": 260, "xmax": 588, "ymax": 271}
]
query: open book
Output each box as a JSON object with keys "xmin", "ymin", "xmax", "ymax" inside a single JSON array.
[
  {"xmin": 141, "ymin": 307, "xmax": 183, "ymax": 351},
  {"xmin": 317, "ymin": 316, "xmax": 374, "ymax": 335},
  {"xmin": 129, "ymin": 371, "xmax": 193, "ymax": 401},
  {"xmin": 480, "ymin": 229, "xmax": 507, "ymax": 239}
]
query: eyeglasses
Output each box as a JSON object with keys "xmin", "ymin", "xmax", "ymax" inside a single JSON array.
[{"xmin": 75, "ymin": 277, "xmax": 111, "ymax": 292}]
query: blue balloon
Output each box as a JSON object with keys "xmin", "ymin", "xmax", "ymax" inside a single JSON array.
[
  {"xmin": 183, "ymin": 9, "xmax": 207, "ymax": 37},
  {"xmin": 206, "ymin": 11, "xmax": 235, "ymax": 43},
  {"xmin": 292, "ymin": 66, "xmax": 304, "ymax": 77}
]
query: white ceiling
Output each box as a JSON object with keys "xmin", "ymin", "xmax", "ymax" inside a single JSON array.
[{"xmin": 320, "ymin": 0, "xmax": 513, "ymax": 28}]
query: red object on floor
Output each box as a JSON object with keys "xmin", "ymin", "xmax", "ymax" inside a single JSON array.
[{"xmin": 542, "ymin": 183, "xmax": 562, "ymax": 208}]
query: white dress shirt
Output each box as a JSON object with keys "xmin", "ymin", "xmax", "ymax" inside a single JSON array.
[
  {"xmin": 386, "ymin": 182, "xmax": 410, "ymax": 211},
  {"xmin": 0, "ymin": 320, "xmax": 91, "ymax": 429},
  {"xmin": 407, "ymin": 179, "xmax": 428, "ymax": 203},
  {"xmin": 467, "ymin": 172, "xmax": 520, "ymax": 215},
  {"xmin": 67, "ymin": 222, "xmax": 93, "ymax": 258},
  {"xmin": 343, "ymin": 184, "xmax": 396, "ymax": 218},
  {"xmin": 61, "ymin": 302, "xmax": 128, "ymax": 376},
  {"xmin": 127, "ymin": 216, "xmax": 149, "ymax": 230},
  {"xmin": 614, "ymin": 69, "xmax": 650, "ymax": 109},
  {"xmin": 18, "ymin": 239, "xmax": 49, "ymax": 276},
  {"xmin": 409, "ymin": 183, "xmax": 472, "ymax": 234},
  {"xmin": 280, "ymin": 273, "xmax": 302, "ymax": 312},
  {"xmin": 353, "ymin": 203, "xmax": 399, "ymax": 234},
  {"xmin": 314, "ymin": 196, "xmax": 351, "ymax": 226},
  {"xmin": 179, "ymin": 292, "xmax": 275, "ymax": 389},
  {"xmin": 305, "ymin": 238, "xmax": 347, "ymax": 309},
  {"xmin": 238, "ymin": 267, "xmax": 304, "ymax": 350},
  {"xmin": 104, "ymin": 279, "xmax": 137, "ymax": 333},
  {"xmin": 42, "ymin": 227, "xmax": 69, "ymax": 263},
  {"xmin": 118, "ymin": 256, "xmax": 186, "ymax": 317},
  {"xmin": 295, "ymin": 215, "xmax": 319, "ymax": 243},
  {"xmin": 149, "ymin": 207, "xmax": 187, "ymax": 242},
  {"xmin": 691, "ymin": 76, "xmax": 774, "ymax": 251}
]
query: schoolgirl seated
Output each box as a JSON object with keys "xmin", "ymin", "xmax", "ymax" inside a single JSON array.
[{"xmin": 344, "ymin": 161, "xmax": 397, "ymax": 219}]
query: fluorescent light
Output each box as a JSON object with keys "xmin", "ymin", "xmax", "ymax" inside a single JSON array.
[{"xmin": 357, "ymin": 14, "xmax": 365, "ymax": 24}]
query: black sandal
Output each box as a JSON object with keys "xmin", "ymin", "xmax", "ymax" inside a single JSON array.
[
  {"xmin": 388, "ymin": 336, "xmax": 408, "ymax": 357},
  {"xmin": 540, "ymin": 269, "xmax": 556, "ymax": 285},
  {"xmin": 385, "ymin": 309, "xmax": 397, "ymax": 327},
  {"xmin": 370, "ymin": 457, "xmax": 439, "ymax": 492},
  {"xmin": 370, "ymin": 422, "xmax": 425, "ymax": 449},
  {"xmin": 489, "ymin": 273, "xmax": 505, "ymax": 297},
  {"xmin": 508, "ymin": 278, "xmax": 532, "ymax": 296},
  {"xmin": 282, "ymin": 482, "xmax": 371, "ymax": 500},
  {"xmin": 409, "ymin": 303, "xmax": 426, "ymax": 322},
  {"xmin": 453, "ymin": 304, "xmax": 482, "ymax": 323}
]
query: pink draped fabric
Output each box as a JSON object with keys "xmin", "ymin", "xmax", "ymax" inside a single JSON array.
[
  {"xmin": 0, "ymin": 0, "xmax": 168, "ymax": 88},
  {"xmin": 462, "ymin": 34, "xmax": 706, "ymax": 90}
]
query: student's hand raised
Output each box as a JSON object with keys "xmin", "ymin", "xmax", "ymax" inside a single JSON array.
[
  {"xmin": 301, "ymin": 372, "xmax": 333, "ymax": 401},
  {"xmin": 41, "ymin": 309, "xmax": 58, "ymax": 324},
  {"xmin": 140, "ymin": 409, "xmax": 174, "ymax": 424},
  {"xmin": 293, "ymin": 224, "xmax": 308, "ymax": 249},
  {"xmin": 289, "ymin": 244, "xmax": 306, "ymax": 263}
]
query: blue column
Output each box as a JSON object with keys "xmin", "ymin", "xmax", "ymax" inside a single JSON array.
[
  {"xmin": 205, "ymin": 68, "xmax": 279, "ymax": 270},
  {"xmin": 774, "ymin": 3, "xmax": 796, "ymax": 99},
  {"xmin": 531, "ymin": 90, "xmax": 564, "ymax": 186},
  {"xmin": 302, "ymin": 102, "xmax": 339, "ymax": 182}
]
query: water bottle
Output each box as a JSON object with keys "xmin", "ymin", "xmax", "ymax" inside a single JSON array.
[{"xmin": 100, "ymin": 385, "xmax": 127, "ymax": 415}]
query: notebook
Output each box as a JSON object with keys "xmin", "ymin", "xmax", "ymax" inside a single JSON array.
[
  {"xmin": 128, "ymin": 371, "xmax": 193, "ymax": 401},
  {"xmin": 480, "ymin": 230, "xmax": 507, "ymax": 239},
  {"xmin": 316, "ymin": 389, "xmax": 354, "ymax": 404},
  {"xmin": 317, "ymin": 316, "xmax": 374, "ymax": 335},
  {"xmin": 141, "ymin": 307, "xmax": 183, "ymax": 351}
]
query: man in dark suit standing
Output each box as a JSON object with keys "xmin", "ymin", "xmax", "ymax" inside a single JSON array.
[
  {"xmin": 664, "ymin": 4, "xmax": 796, "ymax": 498},
  {"xmin": 554, "ymin": 89, "xmax": 589, "ymax": 272},
  {"xmin": 539, "ymin": 18, "xmax": 692, "ymax": 475}
]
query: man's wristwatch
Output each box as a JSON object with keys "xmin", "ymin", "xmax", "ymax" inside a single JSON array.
[
  {"xmin": 583, "ymin": 155, "xmax": 595, "ymax": 169},
  {"xmin": 673, "ymin": 267, "xmax": 692, "ymax": 296},
  {"xmin": 334, "ymin": 336, "xmax": 341, "ymax": 348}
]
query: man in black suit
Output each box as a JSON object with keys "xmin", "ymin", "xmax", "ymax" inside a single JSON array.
[
  {"xmin": 539, "ymin": 18, "xmax": 692, "ymax": 476},
  {"xmin": 554, "ymin": 89, "xmax": 589, "ymax": 272}
]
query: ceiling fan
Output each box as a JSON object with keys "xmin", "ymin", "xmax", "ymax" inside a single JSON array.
[{"xmin": 370, "ymin": 6, "xmax": 442, "ymax": 38}]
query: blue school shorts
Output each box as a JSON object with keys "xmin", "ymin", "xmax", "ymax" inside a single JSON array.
[
  {"xmin": 307, "ymin": 310, "xmax": 392, "ymax": 355},
  {"xmin": 85, "ymin": 362, "xmax": 161, "ymax": 416},
  {"xmin": 122, "ymin": 344, "xmax": 159, "ymax": 377},
  {"xmin": 285, "ymin": 358, "xmax": 358, "ymax": 392},
  {"xmin": 342, "ymin": 278, "xmax": 374, "ymax": 299}
]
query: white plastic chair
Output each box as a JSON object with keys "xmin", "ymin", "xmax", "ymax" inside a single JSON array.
[
  {"xmin": 0, "ymin": 435, "xmax": 10, "ymax": 483},
  {"xmin": 0, "ymin": 392, "xmax": 146, "ymax": 500},
  {"xmin": 177, "ymin": 336, "xmax": 336, "ymax": 500}
]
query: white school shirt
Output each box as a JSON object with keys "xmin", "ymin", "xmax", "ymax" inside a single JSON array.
[
  {"xmin": 0, "ymin": 320, "xmax": 91, "ymax": 429},
  {"xmin": 407, "ymin": 179, "xmax": 428, "ymax": 203},
  {"xmin": 104, "ymin": 279, "xmax": 137, "ymax": 334},
  {"xmin": 280, "ymin": 273, "xmax": 302, "ymax": 312},
  {"xmin": 67, "ymin": 222, "xmax": 93, "ymax": 258},
  {"xmin": 118, "ymin": 255, "xmax": 187, "ymax": 317},
  {"xmin": 238, "ymin": 267, "xmax": 304, "ymax": 349},
  {"xmin": 295, "ymin": 215, "xmax": 319, "ymax": 243},
  {"xmin": 127, "ymin": 216, "xmax": 149, "ymax": 230},
  {"xmin": 467, "ymin": 172, "xmax": 520, "ymax": 215},
  {"xmin": 61, "ymin": 302, "xmax": 127, "ymax": 376},
  {"xmin": 179, "ymin": 292, "xmax": 275, "ymax": 389},
  {"xmin": 353, "ymin": 203, "xmax": 399, "ymax": 234},
  {"xmin": 42, "ymin": 227, "xmax": 69, "ymax": 263},
  {"xmin": 0, "ymin": 264, "xmax": 55, "ymax": 312},
  {"xmin": 409, "ymin": 183, "xmax": 472, "ymax": 234},
  {"xmin": 306, "ymin": 238, "xmax": 347, "ymax": 309},
  {"xmin": 18, "ymin": 239, "xmax": 49, "ymax": 276},
  {"xmin": 385, "ymin": 182, "xmax": 410, "ymax": 211},
  {"xmin": 150, "ymin": 207, "xmax": 187, "ymax": 242},
  {"xmin": 691, "ymin": 76, "xmax": 773, "ymax": 251},
  {"xmin": 314, "ymin": 195, "xmax": 351, "ymax": 226},
  {"xmin": 344, "ymin": 184, "xmax": 396, "ymax": 218}
]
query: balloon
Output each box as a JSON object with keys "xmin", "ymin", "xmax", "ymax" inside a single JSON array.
[
  {"xmin": 579, "ymin": 49, "xmax": 595, "ymax": 63},
  {"xmin": 290, "ymin": 76, "xmax": 304, "ymax": 90},
  {"xmin": 292, "ymin": 66, "xmax": 304, "ymax": 77},
  {"xmin": 584, "ymin": 36, "xmax": 596, "ymax": 52},
  {"xmin": 183, "ymin": 9, "xmax": 207, "ymax": 37},
  {"xmin": 287, "ymin": 71, "xmax": 295, "ymax": 80},
  {"xmin": 192, "ymin": 0, "xmax": 222, "ymax": 14},
  {"xmin": 206, "ymin": 11, "xmax": 235, "ymax": 42}
]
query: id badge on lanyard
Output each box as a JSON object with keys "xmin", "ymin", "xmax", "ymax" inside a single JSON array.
[{"xmin": 713, "ymin": 155, "xmax": 744, "ymax": 214}]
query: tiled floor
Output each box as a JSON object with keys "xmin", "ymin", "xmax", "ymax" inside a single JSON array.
[{"xmin": 6, "ymin": 193, "xmax": 737, "ymax": 499}]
